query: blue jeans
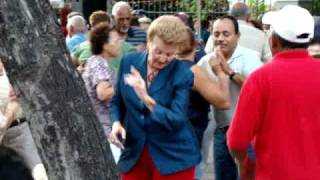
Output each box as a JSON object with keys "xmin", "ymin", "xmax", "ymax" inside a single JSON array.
[{"xmin": 214, "ymin": 127, "xmax": 238, "ymax": 180}]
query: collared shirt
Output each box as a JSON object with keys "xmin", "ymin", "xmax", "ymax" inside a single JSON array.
[
  {"xmin": 126, "ymin": 26, "xmax": 146, "ymax": 47},
  {"xmin": 197, "ymin": 46, "xmax": 263, "ymax": 128}
]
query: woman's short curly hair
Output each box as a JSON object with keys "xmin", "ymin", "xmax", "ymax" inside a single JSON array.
[
  {"xmin": 147, "ymin": 15, "xmax": 187, "ymax": 46},
  {"xmin": 89, "ymin": 10, "xmax": 111, "ymax": 27},
  {"xmin": 89, "ymin": 22, "xmax": 111, "ymax": 55}
]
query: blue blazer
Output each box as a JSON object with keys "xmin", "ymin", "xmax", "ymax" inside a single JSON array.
[{"xmin": 110, "ymin": 51, "xmax": 201, "ymax": 175}]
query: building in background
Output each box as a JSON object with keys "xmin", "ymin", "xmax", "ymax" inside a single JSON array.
[{"xmin": 272, "ymin": 0, "xmax": 313, "ymax": 10}]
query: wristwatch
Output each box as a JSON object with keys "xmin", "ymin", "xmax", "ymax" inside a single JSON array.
[{"xmin": 229, "ymin": 71, "xmax": 237, "ymax": 80}]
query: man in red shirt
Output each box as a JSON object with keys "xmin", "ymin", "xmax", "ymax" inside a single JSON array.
[{"xmin": 227, "ymin": 5, "xmax": 320, "ymax": 180}]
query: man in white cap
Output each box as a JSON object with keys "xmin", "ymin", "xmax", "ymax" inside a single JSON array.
[{"xmin": 227, "ymin": 5, "xmax": 320, "ymax": 179}]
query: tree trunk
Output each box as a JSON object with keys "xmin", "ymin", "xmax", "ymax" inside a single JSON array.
[{"xmin": 0, "ymin": 0, "xmax": 120, "ymax": 179}]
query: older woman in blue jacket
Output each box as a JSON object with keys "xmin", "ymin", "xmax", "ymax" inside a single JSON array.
[{"xmin": 109, "ymin": 15, "xmax": 200, "ymax": 180}]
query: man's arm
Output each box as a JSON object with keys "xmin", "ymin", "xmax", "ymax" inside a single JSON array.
[
  {"xmin": 229, "ymin": 148, "xmax": 255, "ymax": 180},
  {"xmin": 227, "ymin": 70, "xmax": 266, "ymax": 180},
  {"xmin": 193, "ymin": 55, "xmax": 231, "ymax": 109}
]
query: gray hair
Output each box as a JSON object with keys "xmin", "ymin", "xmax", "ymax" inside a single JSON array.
[
  {"xmin": 112, "ymin": 1, "xmax": 131, "ymax": 16},
  {"xmin": 229, "ymin": 2, "xmax": 250, "ymax": 19},
  {"xmin": 66, "ymin": 15, "xmax": 86, "ymax": 32}
]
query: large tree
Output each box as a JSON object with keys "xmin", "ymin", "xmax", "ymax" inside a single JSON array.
[{"xmin": 0, "ymin": 0, "xmax": 119, "ymax": 179}]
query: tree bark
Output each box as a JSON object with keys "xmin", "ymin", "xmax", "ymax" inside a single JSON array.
[{"xmin": 0, "ymin": 0, "xmax": 120, "ymax": 179}]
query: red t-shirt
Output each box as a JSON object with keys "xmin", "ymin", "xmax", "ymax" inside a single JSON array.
[{"xmin": 227, "ymin": 50, "xmax": 320, "ymax": 179}]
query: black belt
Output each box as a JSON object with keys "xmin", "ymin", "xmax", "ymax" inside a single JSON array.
[{"xmin": 9, "ymin": 118, "xmax": 27, "ymax": 128}]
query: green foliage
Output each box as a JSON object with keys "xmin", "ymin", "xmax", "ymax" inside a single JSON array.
[
  {"xmin": 177, "ymin": 0, "xmax": 229, "ymax": 20},
  {"xmin": 247, "ymin": 0, "xmax": 267, "ymax": 19},
  {"xmin": 313, "ymin": 0, "xmax": 320, "ymax": 15}
]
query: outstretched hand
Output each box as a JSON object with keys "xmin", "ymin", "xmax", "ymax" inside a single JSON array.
[{"xmin": 124, "ymin": 66, "xmax": 147, "ymax": 100}]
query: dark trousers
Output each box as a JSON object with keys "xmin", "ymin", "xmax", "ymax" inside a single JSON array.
[{"xmin": 214, "ymin": 127, "xmax": 238, "ymax": 180}]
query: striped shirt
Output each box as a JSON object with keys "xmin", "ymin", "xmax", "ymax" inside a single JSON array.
[{"xmin": 126, "ymin": 26, "xmax": 146, "ymax": 47}]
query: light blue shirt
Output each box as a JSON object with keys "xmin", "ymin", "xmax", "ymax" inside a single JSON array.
[
  {"xmin": 197, "ymin": 46, "xmax": 263, "ymax": 128},
  {"xmin": 66, "ymin": 33, "xmax": 87, "ymax": 52}
]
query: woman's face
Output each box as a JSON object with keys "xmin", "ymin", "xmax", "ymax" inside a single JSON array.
[
  {"xmin": 103, "ymin": 31, "xmax": 121, "ymax": 58},
  {"xmin": 147, "ymin": 36, "xmax": 177, "ymax": 70}
]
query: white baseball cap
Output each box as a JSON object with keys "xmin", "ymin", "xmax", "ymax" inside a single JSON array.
[
  {"xmin": 262, "ymin": 11, "xmax": 275, "ymax": 25},
  {"xmin": 270, "ymin": 5, "xmax": 314, "ymax": 43}
]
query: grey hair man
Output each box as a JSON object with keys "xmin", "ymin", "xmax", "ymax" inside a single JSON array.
[
  {"xmin": 230, "ymin": 2, "xmax": 272, "ymax": 62},
  {"xmin": 111, "ymin": 1, "xmax": 146, "ymax": 51},
  {"xmin": 66, "ymin": 15, "xmax": 87, "ymax": 52}
]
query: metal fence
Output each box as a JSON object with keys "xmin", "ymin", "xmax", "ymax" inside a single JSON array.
[{"xmin": 117, "ymin": 0, "xmax": 229, "ymax": 21}]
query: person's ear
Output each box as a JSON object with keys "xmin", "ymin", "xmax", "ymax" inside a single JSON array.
[
  {"xmin": 270, "ymin": 34, "xmax": 281, "ymax": 56},
  {"xmin": 69, "ymin": 26, "xmax": 75, "ymax": 34}
]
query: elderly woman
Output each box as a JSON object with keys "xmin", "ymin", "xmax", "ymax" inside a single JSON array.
[
  {"xmin": 81, "ymin": 23, "xmax": 121, "ymax": 162},
  {"xmin": 110, "ymin": 15, "xmax": 199, "ymax": 179}
]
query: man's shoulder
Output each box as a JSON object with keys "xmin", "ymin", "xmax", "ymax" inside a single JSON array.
[
  {"xmin": 239, "ymin": 23, "xmax": 266, "ymax": 37},
  {"xmin": 239, "ymin": 22, "xmax": 263, "ymax": 32},
  {"xmin": 233, "ymin": 46, "xmax": 263, "ymax": 70},
  {"xmin": 236, "ymin": 46, "xmax": 261, "ymax": 59},
  {"xmin": 127, "ymin": 27, "xmax": 146, "ymax": 45}
]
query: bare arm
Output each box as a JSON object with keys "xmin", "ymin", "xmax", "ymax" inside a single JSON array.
[
  {"xmin": 191, "ymin": 66, "xmax": 230, "ymax": 109},
  {"xmin": 96, "ymin": 81, "xmax": 114, "ymax": 102}
]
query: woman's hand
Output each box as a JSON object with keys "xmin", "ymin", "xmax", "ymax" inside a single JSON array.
[
  {"xmin": 110, "ymin": 121, "xmax": 126, "ymax": 149},
  {"xmin": 124, "ymin": 66, "xmax": 147, "ymax": 100}
]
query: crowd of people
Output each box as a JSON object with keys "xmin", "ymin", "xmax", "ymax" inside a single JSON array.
[{"xmin": 1, "ymin": 1, "xmax": 320, "ymax": 180}]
